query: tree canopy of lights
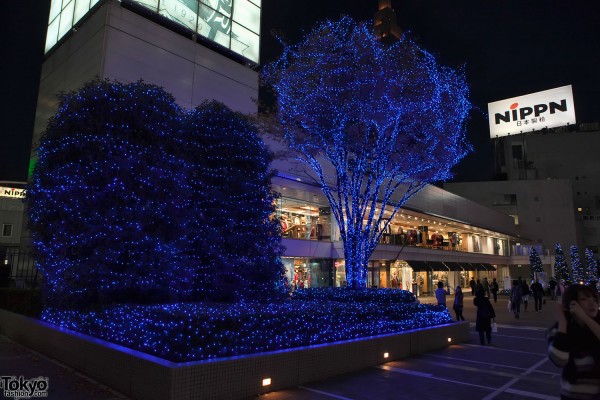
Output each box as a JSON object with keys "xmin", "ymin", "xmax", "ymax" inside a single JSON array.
[
  {"xmin": 529, "ymin": 247, "xmax": 543, "ymax": 281},
  {"xmin": 554, "ymin": 244, "xmax": 569, "ymax": 285},
  {"xmin": 27, "ymin": 79, "xmax": 285, "ymax": 308},
  {"xmin": 262, "ymin": 16, "xmax": 472, "ymax": 288},
  {"xmin": 569, "ymin": 245, "xmax": 584, "ymax": 285}
]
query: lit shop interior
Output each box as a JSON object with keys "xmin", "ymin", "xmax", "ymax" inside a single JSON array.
[{"xmin": 275, "ymin": 187, "xmax": 512, "ymax": 295}]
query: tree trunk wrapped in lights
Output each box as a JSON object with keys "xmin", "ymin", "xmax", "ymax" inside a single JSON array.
[{"xmin": 262, "ymin": 17, "xmax": 472, "ymax": 289}]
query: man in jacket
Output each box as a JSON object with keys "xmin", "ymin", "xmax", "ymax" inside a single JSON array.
[{"xmin": 531, "ymin": 279, "xmax": 544, "ymax": 312}]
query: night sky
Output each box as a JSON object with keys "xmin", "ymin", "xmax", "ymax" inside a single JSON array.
[{"xmin": 1, "ymin": 0, "xmax": 598, "ymax": 182}]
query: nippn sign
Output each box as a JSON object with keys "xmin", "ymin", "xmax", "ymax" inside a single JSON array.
[{"xmin": 488, "ymin": 85, "xmax": 576, "ymax": 138}]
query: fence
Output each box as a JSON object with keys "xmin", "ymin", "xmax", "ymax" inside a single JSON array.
[{"xmin": 0, "ymin": 247, "xmax": 39, "ymax": 288}]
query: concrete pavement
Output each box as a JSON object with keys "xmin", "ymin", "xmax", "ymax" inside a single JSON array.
[{"xmin": 255, "ymin": 295, "xmax": 562, "ymax": 400}]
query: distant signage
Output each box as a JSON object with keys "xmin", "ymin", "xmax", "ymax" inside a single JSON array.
[
  {"xmin": 0, "ymin": 186, "xmax": 26, "ymax": 199},
  {"xmin": 488, "ymin": 85, "xmax": 576, "ymax": 138}
]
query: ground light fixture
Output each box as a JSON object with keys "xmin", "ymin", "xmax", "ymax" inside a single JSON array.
[
  {"xmin": 448, "ymin": 337, "xmax": 452, "ymax": 343},
  {"xmin": 383, "ymin": 352, "xmax": 389, "ymax": 359},
  {"xmin": 262, "ymin": 378, "xmax": 272, "ymax": 387}
]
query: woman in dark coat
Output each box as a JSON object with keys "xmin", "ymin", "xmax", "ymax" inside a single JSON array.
[
  {"xmin": 547, "ymin": 284, "xmax": 600, "ymax": 399},
  {"xmin": 474, "ymin": 289, "xmax": 496, "ymax": 345}
]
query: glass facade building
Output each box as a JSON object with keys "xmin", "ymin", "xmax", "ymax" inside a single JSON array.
[{"xmin": 45, "ymin": 0, "xmax": 261, "ymax": 64}]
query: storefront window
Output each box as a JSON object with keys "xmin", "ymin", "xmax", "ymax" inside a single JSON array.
[
  {"xmin": 278, "ymin": 197, "xmax": 332, "ymax": 241},
  {"xmin": 285, "ymin": 257, "xmax": 333, "ymax": 290},
  {"xmin": 431, "ymin": 270, "xmax": 449, "ymax": 289},
  {"xmin": 334, "ymin": 260, "xmax": 346, "ymax": 287}
]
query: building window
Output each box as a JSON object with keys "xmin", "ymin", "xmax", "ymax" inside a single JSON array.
[
  {"xmin": 512, "ymin": 145, "xmax": 523, "ymax": 160},
  {"xmin": 2, "ymin": 224, "xmax": 13, "ymax": 237},
  {"xmin": 505, "ymin": 194, "xmax": 517, "ymax": 205}
]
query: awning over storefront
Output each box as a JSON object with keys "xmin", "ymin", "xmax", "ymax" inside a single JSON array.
[
  {"xmin": 456, "ymin": 262, "xmax": 479, "ymax": 271},
  {"xmin": 441, "ymin": 262, "xmax": 464, "ymax": 271},
  {"xmin": 405, "ymin": 261, "xmax": 496, "ymax": 272},
  {"xmin": 426, "ymin": 261, "xmax": 449, "ymax": 271},
  {"xmin": 481, "ymin": 263, "xmax": 496, "ymax": 271},
  {"xmin": 463, "ymin": 263, "xmax": 497, "ymax": 271},
  {"xmin": 405, "ymin": 260, "xmax": 432, "ymax": 271}
]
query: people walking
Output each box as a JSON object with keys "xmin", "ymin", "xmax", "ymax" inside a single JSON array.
[
  {"xmin": 557, "ymin": 281, "xmax": 565, "ymax": 303},
  {"xmin": 547, "ymin": 284, "xmax": 600, "ymax": 399},
  {"xmin": 548, "ymin": 277, "xmax": 557, "ymax": 301},
  {"xmin": 435, "ymin": 281, "xmax": 450, "ymax": 308},
  {"xmin": 531, "ymin": 279, "xmax": 544, "ymax": 312},
  {"xmin": 521, "ymin": 280, "xmax": 530, "ymax": 312},
  {"xmin": 510, "ymin": 280, "xmax": 523, "ymax": 319},
  {"xmin": 474, "ymin": 289, "xmax": 496, "ymax": 345},
  {"xmin": 491, "ymin": 278, "xmax": 499, "ymax": 303},
  {"xmin": 482, "ymin": 277, "xmax": 491, "ymax": 298},
  {"xmin": 453, "ymin": 286, "xmax": 465, "ymax": 321},
  {"xmin": 475, "ymin": 279, "xmax": 484, "ymax": 294},
  {"xmin": 469, "ymin": 277, "xmax": 476, "ymax": 296}
]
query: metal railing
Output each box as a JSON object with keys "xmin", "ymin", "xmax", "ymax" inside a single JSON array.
[{"xmin": 0, "ymin": 248, "xmax": 39, "ymax": 289}]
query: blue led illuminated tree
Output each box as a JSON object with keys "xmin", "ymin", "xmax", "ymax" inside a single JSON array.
[
  {"xmin": 584, "ymin": 248, "xmax": 596, "ymax": 285},
  {"xmin": 554, "ymin": 244, "xmax": 569, "ymax": 285},
  {"xmin": 569, "ymin": 245, "xmax": 584, "ymax": 284},
  {"xmin": 529, "ymin": 247, "xmax": 543, "ymax": 281},
  {"xmin": 262, "ymin": 17, "xmax": 471, "ymax": 288},
  {"xmin": 29, "ymin": 80, "xmax": 286, "ymax": 307},
  {"xmin": 28, "ymin": 79, "xmax": 188, "ymax": 307},
  {"xmin": 182, "ymin": 101, "xmax": 286, "ymax": 302}
]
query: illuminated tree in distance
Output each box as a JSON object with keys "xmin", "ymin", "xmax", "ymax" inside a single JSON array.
[
  {"xmin": 584, "ymin": 248, "xmax": 596, "ymax": 285},
  {"xmin": 262, "ymin": 17, "xmax": 471, "ymax": 288},
  {"xmin": 554, "ymin": 244, "xmax": 569, "ymax": 284},
  {"xmin": 570, "ymin": 245, "xmax": 584, "ymax": 284},
  {"xmin": 529, "ymin": 247, "xmax": 543, "ymax": 281}
]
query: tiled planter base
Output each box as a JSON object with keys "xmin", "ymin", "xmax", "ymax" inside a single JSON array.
[{"xmin": 0, "ymin": 309, "xmax": 468, "ymax": 400}]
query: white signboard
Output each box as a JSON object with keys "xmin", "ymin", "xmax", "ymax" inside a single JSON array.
[
  {"xmin": 488, "ymin": 85, "xmax": 576, "ymax": 138},
  {"xmin": 0, "ymin": 186, "xmax": 26, "ymax": 199}
]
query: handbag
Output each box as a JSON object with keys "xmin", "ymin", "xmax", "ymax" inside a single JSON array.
[{"xmin": 492, "ymin": 322, "xmax": 498, "ymax": 333}]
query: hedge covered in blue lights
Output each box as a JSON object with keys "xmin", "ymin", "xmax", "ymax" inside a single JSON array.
[
  {"xmin": 41, "ymin": 289, "xmax": 452, "ymax": 362},
  {"xmin": 28, "ymin": 79, "xmax": 286, "ymax": 307}
]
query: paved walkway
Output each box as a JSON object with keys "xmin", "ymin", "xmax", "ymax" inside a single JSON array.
[
  {"xmin": 0, "ymin": 335, "xmax": 129, "ymax": 400},
  {"xmin": 257, "ymin": 295, "xmax": 562, "ymax": 400},
  {"xmin": 0, "ymin": 296, "xmax": 560, "ymax": 400}
]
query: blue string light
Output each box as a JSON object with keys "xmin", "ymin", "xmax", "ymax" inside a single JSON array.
[
  {"xmin": 262, "ymin": 16, "xmax": 472, "ymax": 289},
  {"xmin": 529, "ymin": 247, "xmax": 543, "ymax": 281},
  {"xmin": 41, "ymin": 290, "xmax": 452, "ymax": 362},
  {"xmin": 554, "ymin": 244, "xmax": 569, "ymax": 284},
  {"xmin": 570, "ymin": 245, "xmax": 584, "ymax": 284},
  {"xmin": 27, "ymin": 79, "xmax": 286, "ymax": 307},
  {"xmin": 585, "ymin": 248, "xmax": 598, "ymax": 286}
]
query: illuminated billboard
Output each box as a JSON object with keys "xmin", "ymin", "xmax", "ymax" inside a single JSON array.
[
  {"xmin": 0, "ymin": 186, "xmax": 26, "ymax": 199},
  {"xmin": 488, "ymin": 85, "xmax": 576, "ymax": 138},
  {"xmin": 45, "ymin": 0, "xmax": 261, "ymax": 64}
]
